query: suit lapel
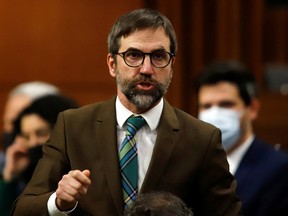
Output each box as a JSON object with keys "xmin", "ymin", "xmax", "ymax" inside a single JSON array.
[
  {"xmin": 95, "ymin": 98, "xmax": 124, "ymax": 214},
  {"xmin": 95, "ymin": 98, "xmax": 180, "ymax": 209},
  {"xmin": 140, "ymin": 99, "xmax": 180, "ymax": 193}
]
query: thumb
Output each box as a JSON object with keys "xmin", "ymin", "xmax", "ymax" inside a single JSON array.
[{"xmin": 82, "ymin": 169, "xmax": 90, "ymax": 177}]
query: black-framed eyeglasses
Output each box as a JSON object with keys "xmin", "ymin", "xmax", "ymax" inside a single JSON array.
[{"xmin": 115, "ymin": 49, "xmax": 175, "ymax": 68}]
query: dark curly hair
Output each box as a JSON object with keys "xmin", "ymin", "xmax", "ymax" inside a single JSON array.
[
  {"xmin": 195, "ymin": 60, "xmax": 258, "ymax": 106},
  {"xmin": 13, "ymin": 94, "xmax": 78, "ymax": 136},
  {"xmin": 124, "ymin": 191, "xmax": 194, "ymax": 216}
]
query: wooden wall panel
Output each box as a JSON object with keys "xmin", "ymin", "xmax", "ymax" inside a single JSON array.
[
  {"xmin": 254, "ymin": 93, "xmax": 288, "ymax": 150},
  {"xmin": 264, "ymin": 7, "xmax": 288, "ymax": 63},
  {"xmin": 0, "ymin": 0, "xmax": 144, "ymax": 137},
  {"xmin": 1, "ymin": 0, "xmax": 287, "ymax": 149},
  {"xmin": 156, "ymin": 0, "xmax": 288, "ymax": 148}
]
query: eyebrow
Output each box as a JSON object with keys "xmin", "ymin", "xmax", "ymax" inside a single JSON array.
[
  {"xmin": 199, "ymin": 100, "xmax": 237, "ymax": 108},
  {"xmin": 124, "ymin": 45, "xmax": 168, "ymax": 52}
]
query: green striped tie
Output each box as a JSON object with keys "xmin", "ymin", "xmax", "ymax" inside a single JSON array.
[{"xmin": 119, "ymin": 116, "xmax": 146, "ymax": 207}]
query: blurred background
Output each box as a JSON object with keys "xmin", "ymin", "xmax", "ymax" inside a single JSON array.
[{"xmin": 0, "ymin": 0, "xmax": 287, "ymax": 149}]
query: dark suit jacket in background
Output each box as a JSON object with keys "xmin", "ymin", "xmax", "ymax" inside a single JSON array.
[
  {"xmin": 235, "ymin": 137, "xmax": 288, "ymax": 216},
  {"xmin": 12, "ymin": 97, "xmax": 242, "ymax": 216}
]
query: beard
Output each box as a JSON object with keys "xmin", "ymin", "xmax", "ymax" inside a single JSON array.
[{"xmin": 115, "ymin": 71, "xmax": 171, "ymax": 111}]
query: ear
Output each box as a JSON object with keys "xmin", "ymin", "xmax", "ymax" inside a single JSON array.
[
  {"xmin": 248, "ymin": 98, "xmax": 260, "ymax": 121},
  {"xmin": 169, "ymin": 57, "xmax": 176, "ymax": 77},
  {"xmin": 107, "ymin": 53, "xmax": 116, "ymax": 77},
  {"xmin": 171, "ymin": 56, "xmax": 176, "ymax": 66}
]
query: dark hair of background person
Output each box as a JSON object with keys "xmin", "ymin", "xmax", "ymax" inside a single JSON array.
[
  {"xmin": 12, "ymin": 94, "xmax": 78, "ymax": 183},
  {"xmin": 124, "ymin": 191, "xmax": 194, "ymax": 216},
  {"xmin": 195, "ymin": 60, "xmax": 258, "ymax": 106},
  {"xmin": 107, "ymin": 8, "xmax": 177, "ymax": 57},
  {"xmin": 13, "ymin": 94, "xmax": 78, "ymax": 137}
]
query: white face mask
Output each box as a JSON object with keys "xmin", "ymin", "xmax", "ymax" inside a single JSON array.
[{"xmin": 198, "ymin": 107, "xmax": 241, "ymax": 151}]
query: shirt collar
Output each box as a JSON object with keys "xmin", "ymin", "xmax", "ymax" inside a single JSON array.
[
  {"xmin": 116, "ymin": 97, "xmax": 163, "ymax": 131},
  {"xmin": 227, "ymin": 134, "xmax": 255, "ymax": 174}
]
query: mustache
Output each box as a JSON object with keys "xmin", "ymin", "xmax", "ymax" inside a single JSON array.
[{"xmin": 131, "ymin": 75, "xmax": 159, "ymax": 86}]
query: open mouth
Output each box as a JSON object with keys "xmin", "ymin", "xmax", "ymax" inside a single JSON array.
[{"xmin": 136, "ymin": 82, "xmax": 155, "ymax": 91}]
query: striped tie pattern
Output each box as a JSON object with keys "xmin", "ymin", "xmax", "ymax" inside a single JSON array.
[{"xmin": 119, "ymin": 116, "xmax": 146, "ymax": 207}]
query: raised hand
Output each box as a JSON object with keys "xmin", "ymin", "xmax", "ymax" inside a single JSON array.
[
  {"xmin": 3, "ymin": 136, "xmax": 29, "ymax": 182},
  {"xmin": 55, "ymin": 169, "xmax": 91, "ymax": 211}
]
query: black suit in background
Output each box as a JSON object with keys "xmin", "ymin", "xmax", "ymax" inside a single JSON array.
[{"xmin": 235, "ymin": 137, "xmax": 288, "ymax": 216}]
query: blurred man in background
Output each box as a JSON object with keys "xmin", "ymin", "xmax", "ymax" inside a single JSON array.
[{"xmin": 196, "ymin": 60, "xmax": 288, "ymax": 216}]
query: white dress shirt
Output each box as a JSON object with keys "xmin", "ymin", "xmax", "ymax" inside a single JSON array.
[
  {"xmin": 227, "ymin": 135, "xmax": 254, "ymax": 175},
  {"xmin": 116, "ymin": 97, "xmax": 163, "ymax": 189},
  {"xmin": 48, "ymin": 97, "xmax": 163, "ymax": 215}
]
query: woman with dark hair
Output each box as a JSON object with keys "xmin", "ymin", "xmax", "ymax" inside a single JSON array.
[{"xmin": 3, "ymin": 95, "xmax": 78, "ymax": 184}]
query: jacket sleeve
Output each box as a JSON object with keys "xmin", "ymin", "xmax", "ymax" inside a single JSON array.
[{"xmin": 197, "ymin": 127, "xmax": 242, "ymax": 216}]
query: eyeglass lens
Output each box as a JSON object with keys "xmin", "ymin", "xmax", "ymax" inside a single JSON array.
[{"xmin": 123, "ymin": 50, "xmax": 172, "ymax": 68}]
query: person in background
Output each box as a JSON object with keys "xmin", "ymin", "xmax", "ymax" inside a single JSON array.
[
  {"xmin": 124, "ymin": 191, "xmax": 194, "ymax": 216},
  {"xmin": 196, "ymin": 60, "xmax": 288, "ymax": 216},
  {"xmin": 0, "ymin": 81, "xmax": 60, "ymax": 216},
  {"xmin": 3, "ymin": 94, "xmax": 78, "ymax": 184},
  {"xmin": 12, "ymin": 9, "xmax": 241, "ymax": 216},
  {"xmin": 1, "ymin": 81, "xmax": 60, "ymax": 170},
  {"xmin": 1, "ymin": 95, "xmax": 77, "ymax": 216},
  {"xmin": 1, "ymin": 81, "xmax": 60, "ymax": 150}
]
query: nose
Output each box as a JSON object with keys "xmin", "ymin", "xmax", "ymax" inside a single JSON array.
[
  {"xmin": 28, "ymin": 135, "xmax": 39, "ymax": 148},
  {"xmin": 139, "ymin": 55, "xmax": 153, "ymax": 75}
]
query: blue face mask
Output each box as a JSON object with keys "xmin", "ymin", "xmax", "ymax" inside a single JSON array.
[{"xmin": 198, "ymin": 107, "xmax": 241, "ymax": 151}]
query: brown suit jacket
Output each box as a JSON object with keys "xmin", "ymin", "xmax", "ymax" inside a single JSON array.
[{"xmin": 12, "ymin": 97, "xmax": 242, "ymax": 216}]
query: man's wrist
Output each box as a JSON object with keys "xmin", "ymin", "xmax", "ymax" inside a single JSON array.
[{"xmin": 47, "ymin": 192, "xmax": 78, "ymax": 216}]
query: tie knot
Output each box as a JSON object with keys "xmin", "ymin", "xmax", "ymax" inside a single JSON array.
[{"xmin": 126, "ymin": 116, "xmax": 146, "ymax": 135}]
